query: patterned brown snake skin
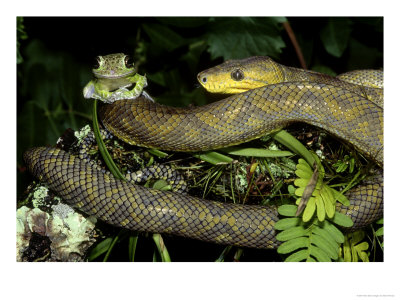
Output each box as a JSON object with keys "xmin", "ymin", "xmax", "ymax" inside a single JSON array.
[{"xmin": 24, "ymin": 57, "xmax": 383, "ymax": 249}]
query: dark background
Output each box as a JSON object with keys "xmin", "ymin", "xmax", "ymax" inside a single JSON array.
[{"xmin": 16, "ymin": 17, "xmax": 383, "ymax": 261}]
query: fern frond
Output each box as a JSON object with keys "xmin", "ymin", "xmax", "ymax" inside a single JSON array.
[{"xmin": 275, "ymin": 205, "xmax": 353, "ymax": 262}]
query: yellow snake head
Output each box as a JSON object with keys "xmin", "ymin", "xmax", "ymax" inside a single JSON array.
[{"xmin": 197, "ymin": 56, "xmax": 285, "ymax": 94}]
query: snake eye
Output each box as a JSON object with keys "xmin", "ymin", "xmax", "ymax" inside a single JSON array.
[
  {"xmin": 124, "ymin": 55, "xmax": 134, "ymax": 68},
  {"xmin": 93, "ymin": 56, "xmax": 101, "ymax": 69},
  {"xmin": 231, "ymin": 69, "xmax": 244, "ymax": 81},
  {"xmin": 201, "ymin": 76, "xmax": 207, "ymax": 83}
]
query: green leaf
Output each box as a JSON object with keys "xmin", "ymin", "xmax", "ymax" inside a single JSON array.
[
  {"xmin": 142, "ymin": 23, "xmax": 186, "ymax": 51},
  {"xmin": 274, "ymin": 217, "xmax": 301, "ymax": 230},
  {"xmin": 321, "ymin": 186, "xmax": 335, "ymax": 218},
  {"xmin": 215, "ymin": 246, "xmax": 233, "ymax": 262},
  {"xmin": 311, "ymin": 233, "xmax": 338, "ymax": 260},
  {"xmin": 152, "ymin": 179, "xmax": 172, "ymax": 191},
  {"xmin": 277, "ymin": 205, "xmax": 298, "ymax": 217},
  {"xmin": 295, "ymin": 186, "xmax": 305, "ymax": 197},
  {"xmin": 332, "ymin": 188, "xmax": 350, "ymax": 206},
  {"xmin": 87, "ymin": 237, "xmax": 112, "ymax": 261},
  {"xmin": 331, "ymin": 211, "xmax": 354, "ymax": 227},
  {"xmin": 221, "ymin": 146, "xmax": 292, "ymax": 157},
  {"xmin": 128, "ymin": 234, "xmax": 139, "ymax": 262},
  {"xmin": 147, "ymin": 148, "xmax": 169, "ymax": 158},
  {"xmin": 306, "ymin": 256, "xmax": 317, "ymax": 262},
  {"xmin": 278, "ymin": 237, "xmax": 309, "ymax": 254},
  {"xmin": 321, "ymin": 185, "xmax": 334, "ymax": 204},
  {"xmin": 375, "ymin": 227, "xmax": 383, "ymax": 237},
  {"xmin": 272, "ymin": 131, "xmax": 315, "ymax": 167},
  {"xmin": 313, "ymin": 226, "xmax": 340, "ymax": 251},
  {"xmin": 295, "ymin": 169, "xmax": 313, "ymax": 180},
  {"xmin": 358, "ymin": 251, "xmax": 369, "ymax": 262},
  {"xmin": 102, "ymin": 230, "xmax": 126, "ymax": 262},
  {"xmin": 152, "ymin": 233, "xmax": 171, "ymax": 262},
  {"xmin": 192, "ymin": 151, "xmax": 233, "ymax": 165},
  {"xmin": 316, "ymin": 194, "xmax": 325, "ymax": 222},
  {"xmin": 351, "ymin": 230, "xmax": 365, "ymax": 245},
  {"xmin": 343, "ymin": 238, "xmax": 351, "ymax": 262},
  {"xmin": 297, "ymin": 159, "xmax": 312, "ymax": 173},
  {"xmin": 320, "ymin": 221, "xmax": 345, "ymax": 244},
  {"xmin": 207, "ymin": 17, "xmax": 286, "ymax": 60},
  {"xmin": 351, "ymin": 242, "xmax": 358, "ymax": 262},
  {"xmin": 356, "ymin": 241, "xmax": 369, "ymax": 252},
  {"xmin": 349, "ymin": 157, "xmax": 355, "ymax": 173},
  {"xmin": 294, "ymin": 178, "xmax": 310, "ymax": 187},
  {"xmin": 276, "ymin": 226, "xmax": 308, "ymax": 242},
  {"xmin": 285, "ymin": 249, "xmax": 309, "ymax": 262},
  {"xmin": 333, "ymin": 159, "xmax": 347, "ymax": 173},
  {"xmin": 302, "ymin": 196, "xmax": 316, "ymax": 222},
  {"xmin": 310, "ymin": 245, "xmax": 331, "ymax": 262},
  {"xmin": 320, "ymin": 17, "xmax": 352, "ymax": 57},
  {"xmin": 342, "ymin": 231, "xmax": 370, "ymax": 262}
]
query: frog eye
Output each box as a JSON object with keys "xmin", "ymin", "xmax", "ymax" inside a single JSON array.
[
  {"xmin": 231, "ymin": 69, "xmax": 244, "ymax": 81},
  {"xmin": 93, "ymin": 56, "xmax": 101, "ymax": 69},
  {"xmin": 124, "ymin": 55, "xmax": 134, "ymax": 68}
]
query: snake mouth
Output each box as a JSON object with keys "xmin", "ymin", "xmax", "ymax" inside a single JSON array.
[
  {"xmin": 199, "ymin": 82, "xmax": 249, "ymax": 94},
  {"xmin": 212, "ymin": 86, "xmax": 249, "ymax": 94},
  {"xmin": 230, "ymin": 87, "xmax": 250, "ymax": 93}
]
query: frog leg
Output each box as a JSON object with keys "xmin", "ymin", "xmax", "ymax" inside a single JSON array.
[
  {"xmin": 83, "ymin": 80, "xmax": 131, "ymax": 103},
  {"xmin": 91, "ymin": 86, "xmax": 117, "ymax": 103},
  {"xmin": 118, "ymin": 73, "xmax": 148, "ymax": 99},
  {"xmin": 114, "ymin": 84, "xmax": 155, "ymax": 102},
  {"xmin": 129, "ymin": 74, "xmax": 154, "ymax": 101}
]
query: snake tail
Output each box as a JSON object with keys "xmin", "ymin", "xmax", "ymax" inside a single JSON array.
[{"xmin": 24, "ymin": 147, "xmax": 280, "ymax": 249}]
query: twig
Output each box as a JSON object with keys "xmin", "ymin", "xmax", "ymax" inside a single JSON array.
[{"xmin": 283, "ymin": 21, "xmax": 307, "ymax": 69}]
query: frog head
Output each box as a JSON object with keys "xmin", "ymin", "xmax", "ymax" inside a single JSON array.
[{"xmin": 92, "ymin": 53, "xmax": 135, "ymax": 79}]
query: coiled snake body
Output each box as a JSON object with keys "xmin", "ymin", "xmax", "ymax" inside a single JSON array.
[{"xmin": 24, "ymin": 57, "xmax": 383, "ymax": 250}]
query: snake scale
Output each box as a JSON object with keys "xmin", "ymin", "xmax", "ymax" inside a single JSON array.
[{"xmin": 24, "ymin": 57, "xmax": 383, "ymax": 250}]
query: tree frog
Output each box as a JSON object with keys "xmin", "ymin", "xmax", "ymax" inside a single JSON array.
[{"xmin": 83, "ymin": 53, "xmax": 150, "ymax": 103}]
